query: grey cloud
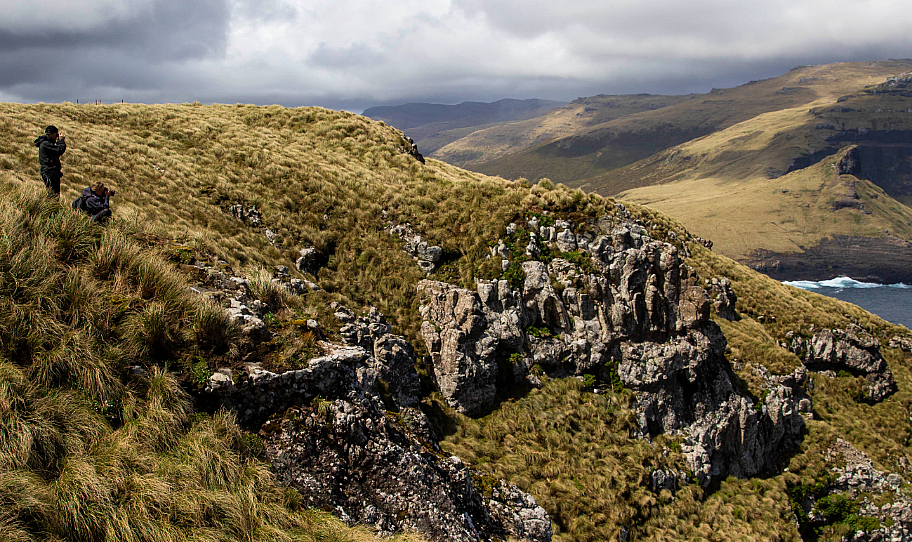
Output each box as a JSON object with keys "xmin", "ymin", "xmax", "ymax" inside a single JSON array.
[
  {"xmin": 0, "ymin": 0, "xmax": 230, "ymax": 101},
  {"xmin": 232, "ymin": 0, "xmax": 299, "ymax": 24},
  {"xmin": 309, "ymin": 42, "xmax": 388, "ymax": 69},
  {"xmin": 1, "ymin": 1, "xmax": 911, "ymax": 110}
]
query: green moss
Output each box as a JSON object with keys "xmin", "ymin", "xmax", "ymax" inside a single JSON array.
[{"xmin": 502, "ymin": 261, "xmax": 526, "ymax": 290}]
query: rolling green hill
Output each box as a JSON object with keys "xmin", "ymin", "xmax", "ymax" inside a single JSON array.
[{"xmin": 2, "ymin": 102, "xmax": 912, "ymax": 542}]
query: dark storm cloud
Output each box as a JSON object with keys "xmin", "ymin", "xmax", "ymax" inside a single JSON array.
[
  {"xmin": 0, "ymin": 0, "xmax": 229, "ymax": 101},
  {"xmin": 0, "ymin": 0, "xmax": 228, "ymax": 59},
  {"xmin": 0, "ymin": 0, "xmax": 911, "ymax": 108}
]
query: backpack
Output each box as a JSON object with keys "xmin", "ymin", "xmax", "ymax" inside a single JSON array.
[{"xmin": 72, "ymin": 194, "xmax": 89, "ymax": 212}]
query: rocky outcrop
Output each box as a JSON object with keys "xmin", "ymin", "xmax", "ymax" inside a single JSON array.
[
  {"xmin": 388, "ymin": 223, "xmax": 443, "ymax": 273},
  {"xmin": 836, "ymin": 146, "xmax": 861, "ymax": 176},
  {"xmin": 209, "ymin": 306, "xmax": 551, "ymax": 542},
  {"xmin": 708, "ymin": 277, "xmax": 738, "ymax": 321},
  {"xmin": 229, "ymin": 203, "xmax": 262, "ymax": 227},
  {"xmin": 792, "ymin": 439, "xmax": 912, "ymax": 541},
  {"xmin": 187, "ymin": 262, "xmax": 271, "ymax": 345},
  {"xmin": 404, "ymin": 136, "xmax": 426, "ymax": 164},
  {"xmin": 296, "ymin": 246, "xmax": 322, "ymax": 276},
  {"xmin": 889, "ymin": 334, "xmax": 912, "ymax": 353},
  {"xmin": 264, "ymin": 401, "xmax": 550, "ymax": 542},
  {"xmin": 419, "ymin": 214, "xmax": 807, "ymax": 483},
  {"xmin": 788, "ymin": 324, "xmax": 897, "ymax": 403}
]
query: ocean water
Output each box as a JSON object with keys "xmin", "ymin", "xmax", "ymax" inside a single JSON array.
[{"xmin": 783, "ymin": 276, "xmax": 912, "ymax": 329}]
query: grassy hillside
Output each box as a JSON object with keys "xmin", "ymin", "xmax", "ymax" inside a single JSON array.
[
  {"xmin": 0, "ymin": 187, "xmax": 422, "ymax": 542},
  {"xmin": 363, "ymin": 98, "xmax": 567, "ymax": 156},
  {"xmin": 609, "ymin": 73, "xmax": 912, "ymax": 270},
  {"xmin": 419, "ymin": 60, "xmax": 912, "ymax": 277},
  {"xmin": 2, "ymin": 102, "xmax": 911, "ymax": 541},
  {"xmin": 464, "ymin": 60, "xmax": 912, "ymax": 186},
  {"xmin": 614, "ymin": 146, "xmax": 912, "ymax": 260},
  {"xmin": 432, "ymin": 94, "xmax": 694, "ymax": 167}
]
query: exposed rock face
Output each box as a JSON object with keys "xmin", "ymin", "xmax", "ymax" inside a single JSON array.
[
  {"xmin": 229, "ymin": 203, "xmax": 262, "ymax": 227},
  {"xmin": 789, "ymin": 324, "xmax": 897, "ymax": 403},
  {"xmin": 211, "ymin": 307, "xmax": 551, "ymax": 542},
  {"xmin": 296, "ymin": 246, "xmax": 322, "ymax": 276},
  {"xmin": 403, "ymin": 136, "xmax": 425, "ymax": 164},
  {"xmin": 793, "ymin": 438, "xmax": 912, "ymax": 541},
  {"xmin": 889, "ymin": 334, "xmax": 912, "ymax": 353},
  {"xmin": 419, "ymin": 215, "xmax": 806, "ymax": 483},
  {"xmin": 708, "ymin": 277, "xmax": 738, "ymax": 321},
  {"xmin": 264, "ymin": 402, "xmax": 550, "ymax": 542},
  {"xmin": 836, "ymin": 146, "xmax": 861, "ymax": 176}
]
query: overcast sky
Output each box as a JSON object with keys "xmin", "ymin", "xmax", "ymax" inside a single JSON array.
[{"xmin": 2, "ymin": 0, "xmax": 911, "ymax": 113}]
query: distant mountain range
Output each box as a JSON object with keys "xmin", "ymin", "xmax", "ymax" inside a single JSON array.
[
  {"xmin": 363, "ymin": 98, "xmax": 566, "ymax": 156},
  {"xmin": 368, "ymin": 60, "xmax": 912, "ymax": 283}
]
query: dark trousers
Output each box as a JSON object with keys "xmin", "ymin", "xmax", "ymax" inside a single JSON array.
[
  {"xmin": 92, "ymin": 208, "xmax": 112, "ymax": 224},
  {"xmin": 41, "ymin": 172, "xmax": 61, "ymax": 196}
]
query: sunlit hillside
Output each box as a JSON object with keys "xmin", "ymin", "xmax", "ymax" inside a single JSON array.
[{"xmin": 2, "ymin": 102, "xmax": 912, "ymax": 542}]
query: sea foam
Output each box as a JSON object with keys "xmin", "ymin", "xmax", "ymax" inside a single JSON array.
[{"xmin": 784, "ymin": 276, "xmax": 912, "ymax": 291}]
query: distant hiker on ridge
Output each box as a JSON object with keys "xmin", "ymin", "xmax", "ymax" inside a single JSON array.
[
  {"xmin": 75, "ymin": 181, "xmax": 115, "ymax": 223},
  {"xmin": 34, "ymin": 125, "xmax": 66, "ymax": 197}
]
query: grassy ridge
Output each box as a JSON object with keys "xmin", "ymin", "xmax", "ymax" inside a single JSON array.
[
  {"xmin": 1, "ymin": 101, "xmax": 619, "ymax": 346},
  {"xmin": 2, "ymin": 102, "xmax": 911, "ymax": 541}
]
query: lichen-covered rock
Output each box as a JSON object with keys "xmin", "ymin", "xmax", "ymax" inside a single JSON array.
[
  {"xmin": 889, "ymin": 334, "xmax": 912, "ymax": 352},
  {"xmin": 794, "ymin": 439, "xmax": 912, "ymax": 541},
  {"xmin": 790, "ymin": 324, "xmax": 897, "ymax": 403},
  {"xmin": 418, "ymin": 281, "xmax": 500, "ymax": 416},
  {"xmin": 419, "ymin": 214, "xmax": 806, "ymax": 482},
  {"xmin": 296, "ymin": 246, "xmax": 322, "ymax": 276},
  {"xmin": 264, "ymin": 399, "xmax": 550, "ymax": 542},
  {"xmin": 709, "ymin": 277, "xmax": 738, "ymax": 321},
  {"xmin": 210, "ymin": 306, "xmax": 551, "ymax": 542},
  {"xmin": 389, "ymin": 223, "xmax": 443, "ymax": 273}
]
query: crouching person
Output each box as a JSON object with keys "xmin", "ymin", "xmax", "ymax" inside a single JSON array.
[{"xmin": 79, "ymin": 181, "xmax": 116, "ymax": 223}]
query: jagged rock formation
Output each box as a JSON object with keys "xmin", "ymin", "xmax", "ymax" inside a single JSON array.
[
  {"xmin": 296, "ymin": 246, "xmax": 322, "ymax": 276},
  {"xmin": 793, "ymin": 439, "xmax": 912, "ymax": 541},
  {"xmin": 889, "ymin": 334, "xmax": 912, "ymax": 353},
  {"xmin": 419, "ymin": 213, "xmax": 807, "ymax": 483},
  {"xmin": 788, "ymin": 324, "xmax": 897, "ymax": 403},
  {"xmin": 209, "ymin": 305, "xmax": 551, "ymax": 542},
  {"xmin": 708, "ymin": 277, "xmax": 738, "ymax": 321},
  {"xmin": 229, "ymin": 203, "xmax": 263, "ymax": 227}
]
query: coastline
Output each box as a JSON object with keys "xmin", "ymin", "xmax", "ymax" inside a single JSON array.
[
  {"xmin": 783, "ymin": 276, "xmax": 912, "ymax": 329},
  {"xmin": 746, "ymin": 234, "xmax": 912, "ymax": 284}
]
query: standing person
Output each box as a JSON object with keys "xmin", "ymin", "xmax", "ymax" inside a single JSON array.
[
  {"xmin": 81, "ymin": 181, "xmax": 115, "ymax": 223},
  {"xmin": 34, "ymin": 125, "xmax": 67, "ymax": 197}
]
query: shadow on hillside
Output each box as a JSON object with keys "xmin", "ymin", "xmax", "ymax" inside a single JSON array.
[{"xmin": 419, "ymin": 379, "xmax": 535, "ymax": 440}]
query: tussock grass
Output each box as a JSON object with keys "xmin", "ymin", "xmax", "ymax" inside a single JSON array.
[
  {"xmin": 0, "ymin": 183, "xmax": 418, "ymax": 541},
  {"xmin": 440, "ymin": 378, "xmax": 700, "ymax": 541},
  {"xmin": 0, "ymin": 102, "xmax": 623, "ymax": 346}
]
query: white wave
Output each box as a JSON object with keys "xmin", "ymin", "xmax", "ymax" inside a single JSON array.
[
  {"xmin": 819, "ymin": 277, "xmax": 882, "ymax": 289},
  {"xmin": 782, "ymin": 280, "xmax": 821, "ymax": 290},
  {"xmin": 783, "ymin": 276, "xmax": 909, "ymax": 290}
]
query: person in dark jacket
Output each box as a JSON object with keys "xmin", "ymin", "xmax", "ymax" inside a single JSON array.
[
  {"xmin": 34, "ymin": 125, "xmax": 67, "ymax": 196},
  {"xmin": 82, "ymin": 181, "xmax": 115, "ymax": 223}
]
